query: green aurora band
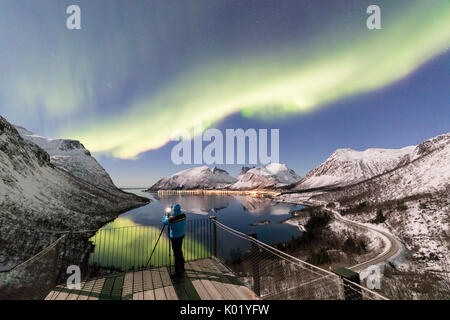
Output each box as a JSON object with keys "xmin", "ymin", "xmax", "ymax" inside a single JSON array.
[
  {"xmin": 89, "ymin": 217, "xmax": 211, "ymax": 270},
  {"xmin": 70, "ymin": 1, "xmax": 450, "ymax": 159},
  {"xmin": 1, "ymin": 2, "xmax": 448, "ymax": 159}
]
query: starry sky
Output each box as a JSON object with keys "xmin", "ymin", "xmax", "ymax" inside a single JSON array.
[{"xmin": 0, "ymin": 0, "xmax": 449, "ymax": 187}]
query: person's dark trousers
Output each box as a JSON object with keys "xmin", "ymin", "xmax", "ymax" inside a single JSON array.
[{"xmin": 170, "ymin": 236, "xmax": 185, "ymax": 274}]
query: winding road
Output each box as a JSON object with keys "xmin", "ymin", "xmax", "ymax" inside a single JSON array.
[
  {"xmin": 289, "ymin": 197, "xmax": 403, "ymax": 272},
  {"xmin": 328, "ymin": 208, "xmax": 402, "ymax": 272}
]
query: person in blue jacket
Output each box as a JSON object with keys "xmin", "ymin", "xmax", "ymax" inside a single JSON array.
[{"xmin": 162, "ymin": 204, "xmax": 186, "ymax": 276}]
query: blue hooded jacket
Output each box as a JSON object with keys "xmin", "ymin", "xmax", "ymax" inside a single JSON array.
[{"xmin": 162, "ymin": 204, "xmax": 186, "ymax": 238}]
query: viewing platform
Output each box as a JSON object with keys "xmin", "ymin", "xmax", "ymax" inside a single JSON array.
[
  {"xmin": 1, "ymin": 218, "xmax": 386, "ymax": 300},
  {"xmin": 45, "ymin": 258, "xmax": 258, "ymax": 300}
]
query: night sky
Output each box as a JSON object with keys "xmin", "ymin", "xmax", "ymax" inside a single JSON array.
[{"xmin": 0, "ymin": 0, "xmax": 449, "ymax": 186}]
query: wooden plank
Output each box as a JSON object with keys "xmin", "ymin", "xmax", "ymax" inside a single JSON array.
[
  {"xmin": 189, "ymin": 261, "xmax": 223, "ymax": 300},
  {"xmin": 44, "ymin": 290, "xmax": 59, "ymax": 300},
  {"xmin": 132, "ymin": 270, "xmax": 144, "ymax": 300},
  {"xmin": 64, "ymin": 280, "xmax": 87, "ymax": 300},
  {"xmin": 91, "ymin": 278, "xmax": 105, "ymax": 295},
  {"xmin": 151, "ymin": 269, "xmax": 162, "ymax": 289},
  {"xmin": 186, "ymin": 262, "xmax": 213, "ymax": 300},
  {"xmin": 204, "ymin": 258, "xmax": 250, "ymax": 300},
  {"xmin": 163, "ymin": 285, "xmax": 178, "ymax": 300},
  {"xmin": 45, "ymin": 286, "xmax": 63, "ymax": 300},
  {"xmin": 194, "ymin": 259, "xmax": 234, "ymax": 300},
  {"xmin": 190, "ymin": 279, "xmax": 211, "ymax": 299},
  {"xmin": 143, "ymin": 270, "xmax": 153, "ymax": 291},
  {"xmin": 66, "ymin": 292, "xmax": 79, "ymax": 300},
  {"xmin": 44, "ymin": 291, "xmax": 54, "ymax": 300},
  {"xmin": 170, "ymin": 278, "xmax": 190, "ymax": 300},
  {"xmin": 213, "ymin": 260, "xmax": 260, "ymax": 300},
  {"xmin": 88, "ymin": 278, "xmax": 105, "ymax": 300},
  {"xmin": 142, "ymin": 270, "xmax": 155, "ymax": 300},
  {"xmin": 133, "ymin": 271, "xmax": 144, "ymax": 293},
  {"xmin": 122, "ymin": 272, "xmax": 134, "ymax": 300},
  {"xmin": 143, "ymin": 289, "xmax": 156, "ymax": 300},
  {"xmin": 100, "ymin": 277, "xmax": 115, "ymax": 299},
  {"xmin": 77, "ymin": 279, "xmax": 95, "ymax": 300},
  {"xmin": 132, "ymin": 291, "xmax": 144, "ymax": 300},
  {"xmin": 111, "ymin": 275, "xmax": 124, "ymax": 300},
  {"xmin": 154, "ymin": 287, "xmax": 166, "ymax": 300},
  {"xmin": 206, "ymin": 258, "xmax": 259, "ymax": 300},
  {"xmin": 158, "ymin": 267, "xmax": 172, "ymax": 287},
  {"xmin": 52, "ymin": 285, "xmax": 68, "ymax": 300},
  {"xmin": 54, "ymin": 290, "xmax": 69, "ymax": 300},
  {"xmin": 159, "ymin": 267, "xmax": 178, "ymax": 300}
]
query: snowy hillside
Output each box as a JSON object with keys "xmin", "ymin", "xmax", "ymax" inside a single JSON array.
[
  {"xmin": 230, "ymin": 163, "xmax": 300, "ymax": 190},
  {"xmin": 15, "ymin": 126, "xmax": 117, "ymax": 192},
  {"xmin": 293, "ymin": 146, "xmax": 415, "ymax": 190},
  {"xmin": 274, "ymin": 133, "xmax": 450, "ymax": 299},
  {"xmin": 315, "ymin": 133, "xmax": 450, "ymax": 203},
  {"xmin": 147, "ymin": 166, "xmax": 237, "ymax": 191},
  {"xmin": 0, "ymin": 116, "xmax": 149, "ymax": 267}
]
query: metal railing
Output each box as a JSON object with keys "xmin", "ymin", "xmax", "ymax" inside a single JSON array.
[
  {"xmin": 0, "ymin": 236, "xmax": 67, "ymax": 300},
  {"xmin": 210, "ymin": 218, "xmax": 387, "ymax": 300},
  {"xmin": 86, "ymin": 219, "xmax": 213, "ymax": 272},
  {"xmin": 56, "ymin": 218, "xmax": 214, "ymax": 283},
  {"xmin": 0, "ymin": 217, "xmax": 386, "ymax": 300}
]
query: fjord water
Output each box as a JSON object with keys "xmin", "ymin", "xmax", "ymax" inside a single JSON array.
[{"xmin": 88, "ymin": 189, "xmax": 303, "ymax": 270}]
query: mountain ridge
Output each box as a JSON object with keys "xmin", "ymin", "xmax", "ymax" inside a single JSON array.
[
  {"xmin": 147, "ymin": 163, "xmax": 301, "ymax": 191},
  {"xmin": 0, "ymin": 116, "xmax": 149, "ymax": 267},
  {"xmin": 15, "ymin": 125, "xmax": 118, "ymax": 192},
  {"xmin": 147, "ymin": 165, "xmax": 237, "ymax": 191}
]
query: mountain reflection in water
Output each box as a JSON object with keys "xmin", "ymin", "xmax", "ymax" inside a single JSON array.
[{"xmin": 112, "ymin": 190, "xmax": 304, "ymax": 245}]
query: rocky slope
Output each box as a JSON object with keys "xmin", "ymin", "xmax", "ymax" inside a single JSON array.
[
  {"xmin": 15, "ymin": 126, "xmax": 118, "ymax": 192},
  {"xmin": 147, "ymin": 166, "xmax": 237, "ymax": 191},
  {"xmin": 312, "ymin": 133, "xmax": 450, "ymax": 203},
  {"xmin": 0, "ymin": 116, "xmax": 149, "ymax": 268},
  {"xmin": 293, "ymin": 146, "xmax": 415, "ymax": 190},
  {"xmin": 277, "ymin": 133, "xmax": 450, "ymax": 298},
  {"xmin": 230, "ymin": 163, "xmax": 300, "ymax": 190}
]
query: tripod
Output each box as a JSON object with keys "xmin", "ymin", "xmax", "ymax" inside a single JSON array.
[{"xmin": 145, "ymin": 224, "xmax": 166, "ymax": 268}]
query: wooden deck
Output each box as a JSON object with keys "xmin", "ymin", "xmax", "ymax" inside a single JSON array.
[{"xmin": 45, "ymin": 258, "xmax": 259, "ymax": 300}]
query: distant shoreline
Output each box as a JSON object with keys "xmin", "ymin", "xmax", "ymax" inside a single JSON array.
[{"xmin": 151, "ymin": 189, "xmax": 281, "ymax": 198}]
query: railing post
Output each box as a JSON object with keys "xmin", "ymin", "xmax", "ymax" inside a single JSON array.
[
  {"xmin": 168, "ymin": 224, "xmax": 171, "ymax": 275},
  {"xmin": 332, "ymin": 267, "xmax": 362, "ymax": 300},
  {"xmin": 209, "ymin": 216, "xmax": 217, "ymax": 257},
  {"xmin": 249, "ymin": 233, "xmax": 260, "ymax": 297}
]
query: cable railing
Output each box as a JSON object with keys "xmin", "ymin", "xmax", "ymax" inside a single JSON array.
[
  {"xmin": 56, "ymin": 218, "xmax": 214, "ymax": 283},
  {"xmin": 0, "ymin": 219, "xmax": 213, "ymax": 300},
  {"xmin": 86, "ymin": 219, "xmax": 213, "ymax": 272},
  {"xmin": 0, "ymin": 235, "xmax": 67, "ymax": 300},
  {"xmin": 211, "ymin": 219, "xmax": 387, "ymax": 300},
  {"xmin": 0, "ymin": 217, "xmax": 387, "ymax": 300}
]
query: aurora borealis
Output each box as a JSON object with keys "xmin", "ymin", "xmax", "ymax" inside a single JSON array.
[{"xmin": 0, "ymin": 0, "xmax": 449, "ymax": 186}]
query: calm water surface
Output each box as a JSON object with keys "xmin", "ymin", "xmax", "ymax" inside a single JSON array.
[
  {"xmin": 88, "ymin": 189, "xmax": 304, "ymax": 269},
  {"xmin": 120, "ymin": 189, "xmax": 303, "ymax": 243}
]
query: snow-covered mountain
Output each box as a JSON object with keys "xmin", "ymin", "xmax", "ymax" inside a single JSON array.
[
  {"xmin": 0, "ymin": 116, "xmax": 148, "ymax": 267},
  {"xmin": 15, "ymin": 126, "xmax": 117, "ymax": 192},
  {"xmin": 292, "ymin": 146, "xmax": 415, "ymax": 190},
  {"xmin": 307, "ymin": 133, "xmax": 450, "ymax": 289},
  {"xmin": 230, "ymin": 163, "xmax": 300, "ymax": 190},
  {"xmin": 314, "ymin": 133, "xmax": 450, "ymax": 202},
  {"xmin": 147, "ymin": 166, "xmax": 237, "ymax": 191}
]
